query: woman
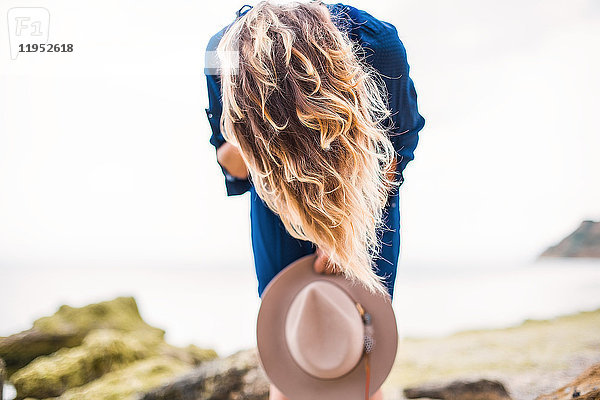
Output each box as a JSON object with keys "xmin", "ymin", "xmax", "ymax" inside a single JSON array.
[{"xmin": 204, "ymin": 1, "xmax": 425, "ymax": 398}]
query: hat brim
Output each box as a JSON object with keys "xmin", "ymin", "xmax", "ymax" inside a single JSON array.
[{"xmin": 256, "ymin": 253, "xmax": 398, "ymax": 400}]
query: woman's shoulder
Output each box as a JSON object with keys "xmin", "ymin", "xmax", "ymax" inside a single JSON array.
[
  {"xmin": 324, "ymin": 2, "xmax": 401, "ymax": 39},
  {"xmin": 325, "ymin": 3, "xmax": 407, "ymax": 72},
  {"xmin": 205, "ymin": 21, "xmax": 231, "ymax": 54},
  {"xmin": 206, "ymin": 4, "xmax": 252, "ymax": 53},
  {"xmin": 204, "ymin": 5, "xmax": 252, "ymax": 76},
  {"xmin": 204, "ymin": 24, "xmax": 228, "ymax": 76}
]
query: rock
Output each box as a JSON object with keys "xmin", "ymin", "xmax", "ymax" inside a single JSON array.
[
  {"xmin": 10, "ymin": 329, "xmax": 154, "ymax": 399},
  {"xmin": 141, "ymin": 348, "xmax": 270, "ymax": 400},
  {"xmin": 51, "ymin": 356, "xmax": 192, "ymax": 400},
  {"xmin": 1, "ymin": 357, "xmax": 5, "ymax": 400},
  {"xmin": 153, "ymin": 344, "xmax": 219, "ymax": 368},
  {"xmin": 536, "ymin": 363, "xmax": 600, "ymax": 400},
  {"xmin": 8, "ymin": 330, "xmax": 217, "ymax": 399},
  {"xmin": 404, "ymin": 379, "xmax": 512, "ymax": 400},
  {"xmin": 579, "ymin": 389, "xmax": 600, "ymax": 400},
  {"xmin": 0, "ymin": 297, "xmax": 165, "ymax": 375},
  {"xmin": 183, "ymin": 344, "xmax": 220, "ymax": 366},
  {"xmin": 0, "ymin": 328, "xmax": 81, "ymax": 377},
  {"xmin": 539, "ymin": 220, "xmax": 600, "ymax": 258},
  {"xmin": 0, "ymin": 296, "xmax": 224, "ymax": 400}
]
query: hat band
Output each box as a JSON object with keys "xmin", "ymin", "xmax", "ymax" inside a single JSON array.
[{"xmin": 355, "ymin": 302, "xmax": 376, "ymax": 400}]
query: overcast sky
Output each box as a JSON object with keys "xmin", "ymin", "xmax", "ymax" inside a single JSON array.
[{"xmin": 1, "ymin": 0, "xmax": 598, "ymax": 272}]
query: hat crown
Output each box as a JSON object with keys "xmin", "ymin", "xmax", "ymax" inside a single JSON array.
[{"xmin": 284, "ymin": 280, "xmax": 365, "ymax": 379}]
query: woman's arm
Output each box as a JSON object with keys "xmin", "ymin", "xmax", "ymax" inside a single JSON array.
[
  {"xmin": 216, "ymin": 142, "xmax": 249, "ymax": 180},
  {"xmin": 205, "ymin": 38, "xmax": 253, "ymax": 194}
]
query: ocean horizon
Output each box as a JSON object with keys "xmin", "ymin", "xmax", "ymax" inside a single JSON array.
[{"xmin": 2, "ymin": 257, "xmax": 599, "ymax": 357}]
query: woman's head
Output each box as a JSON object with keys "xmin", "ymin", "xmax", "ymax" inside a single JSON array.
[{"xmin": 217, "ymin": 0, "xmax": 399, "ymax": 296}]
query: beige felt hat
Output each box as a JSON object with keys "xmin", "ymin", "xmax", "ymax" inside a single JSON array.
[{"xmin": 256, "ymin": 253, "xmax": 398, "ymax": 400}]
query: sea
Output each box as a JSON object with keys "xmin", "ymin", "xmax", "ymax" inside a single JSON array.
[{"xmin": 1, "ymin": 257, "xmax": 599, "ymax": 358}]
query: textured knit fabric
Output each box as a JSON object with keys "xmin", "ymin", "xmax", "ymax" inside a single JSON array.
[{"xmin": 204, "ymin": 2, "xmax": 425, "ymax": 299}]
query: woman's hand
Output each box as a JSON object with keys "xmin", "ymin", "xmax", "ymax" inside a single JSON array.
[
  {"xmin": 216, "ymin": 142, "xmax": 250, "ymax": 179},
  {"xmin": 313, "ymin": 247, "xmax": 339, "ymax": 275}
]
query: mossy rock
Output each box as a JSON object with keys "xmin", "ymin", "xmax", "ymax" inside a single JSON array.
[
  {"xmin": 0, "ymin": 329, "xmax": 81, "ymax": 377},
  {"xmin": 32, "ymin": 297, "xmax": 163, "ymax": 336},
  {"xmin": 10, "ymin": 329, "xmax": 158, "ymax": 399},
  {"xmin": 48, "ymin": 356, "xmax": 192, "ymax": 400},
  {"xmin": 0, "ymin": 297, "xmax": 165, "ymax": 374},
  {"xmin": 141, "ymin": 348, "xmax": 268, "ymax": 400},
  {"xmin": 182, "ymin": 344, "xmax": 219, "ymax": 366}
]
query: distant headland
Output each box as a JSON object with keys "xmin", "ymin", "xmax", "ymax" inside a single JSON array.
[{"xmin": 539, "ymin": 220, "xmax": 600, "ymax": 258}]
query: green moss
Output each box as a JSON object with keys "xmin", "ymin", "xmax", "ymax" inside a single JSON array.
[
  {"xmin": 10, "ymin": 329, "xmax": 157, "ymax": 399},
  {"xmin": 48, "ymin": 356, "xmax": 192, "ymax": 400},
  {"xmin": 1, "ymin": 297, "xmax": 166, "ymax": 375},
  {"xmin": 184, "ymin": 344, "xmax": 219, "ymax": 365},
  {"xmin": 33, "ymin": 297, "xmax": 164, "ymax": 339}
]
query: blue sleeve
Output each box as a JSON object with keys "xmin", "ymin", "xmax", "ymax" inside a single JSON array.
[
  {"xmin": 204, "ymin": 29, "xmax": 252, "ymax": 197},
  {"xmin": 376, "ymin": 30, "xmax": 425, "ymax": 189},
  {"xmin": 383, "ymin": 37, "xmax": 426, "ymax": 189},
  {"xmin": 343, "ymin": 6, "xmax": 426, "ymax": 189}
]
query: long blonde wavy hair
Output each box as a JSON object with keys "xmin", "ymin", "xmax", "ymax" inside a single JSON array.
[{"xmin": 217, "ymin": 0, "xmax": 400, "ymax": 296}]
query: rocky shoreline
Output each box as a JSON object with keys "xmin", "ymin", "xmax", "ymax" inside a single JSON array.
[
  {"xmin": 1, "ymin": 297, "xmax": 599, "ymax": 400},
  {"xmin": 385, "ymin": 308, "xmax": 600, "ymax": 400},
  {"xmin": 0, "ymin": 297, "xmax": 218, "ymax": 400}
]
